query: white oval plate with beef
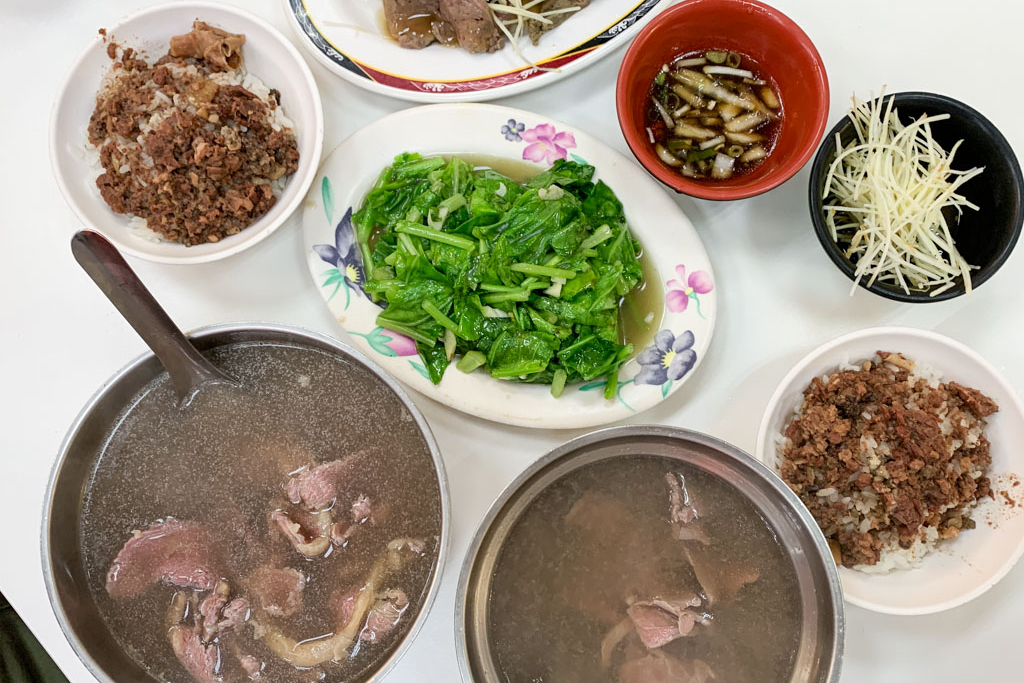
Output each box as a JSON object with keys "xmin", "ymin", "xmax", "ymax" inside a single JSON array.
[
  {"xmin": 756, "ymin": 327, "xmax": 1024, "ymax": 615},
  {"xmin": 301, "ymin": 104, "xmax": 716, "ymax": 428},
  {"xmin": 281, "ymin": 0, "xmax": 668, "ymax": 102}
]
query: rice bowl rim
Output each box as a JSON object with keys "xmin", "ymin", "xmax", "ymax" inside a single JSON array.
[
  {"xmin": 754, "ymin": 325, "xmax": 1024, "ymax": 614},
  {"xmin": 49, "ymin": 1, "xmax": 325, "ymax": 264}
]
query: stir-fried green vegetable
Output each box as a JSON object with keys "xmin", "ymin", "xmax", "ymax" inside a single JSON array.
[{"xmin": 353, "ymin": 153, "xmax": 645, "ymax": 394}]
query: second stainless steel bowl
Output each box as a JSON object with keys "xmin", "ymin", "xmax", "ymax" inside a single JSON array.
[{"xmin": 456, "ymin": 425, "xmax": 843, "ymax": 683}]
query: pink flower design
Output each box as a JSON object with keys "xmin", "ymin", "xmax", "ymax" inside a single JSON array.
[
  {"xmin": 350, "ymin": 326, "xmax": 419, "ymax": 357},
  {"xmin": 665, "ymin": 264, "xmax": 713, "ymax": 317},
  {"xmin": 521, "ymin": 123, "xmax": 576, "ymax": 165}
]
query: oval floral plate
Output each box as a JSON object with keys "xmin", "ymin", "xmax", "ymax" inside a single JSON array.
[
  {"xmin": 301, "ymin": 104, "xmax": 716, "ymax": 428},
  {"xmin": 282, "ymin": 0, "xmax": 668, "ymax": 102}
]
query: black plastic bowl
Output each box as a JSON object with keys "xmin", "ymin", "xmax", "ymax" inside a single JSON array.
[{"xmin": 809, "ymin": 92, "xmax": 1024, "ymax": 302}]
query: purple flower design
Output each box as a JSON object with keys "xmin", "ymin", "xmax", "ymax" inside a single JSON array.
[
  {"xmin": 313, "ymin": 207, "xmax": 365, "ymax": 308},
  {"xmin": 521, "ymin": 123, "xmax": 577, "ymax": 164},
  {"xmin": 501, "ymin": 118, "xmax": 525, "ymax": 142},
  {"xmin": 635, "ymin": 330, "xmax": 697, "ymax": 387},
  {"xmin": 665, "ymin": 264, "xmax": 713, "ymax": 317}
]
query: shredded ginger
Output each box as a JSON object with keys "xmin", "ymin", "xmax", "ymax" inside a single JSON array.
[
  {"xmin": 822, "ymin": 92, "xmax": 984, "ymax": 296},
  {"xmin": 488, "ymin": 0, "xmax": 583, "ymax": 71}
]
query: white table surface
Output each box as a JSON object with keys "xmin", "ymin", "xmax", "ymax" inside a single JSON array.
[{"xmin": 1, "ymin": 0, "xmax": 1022, "ymax": 680}]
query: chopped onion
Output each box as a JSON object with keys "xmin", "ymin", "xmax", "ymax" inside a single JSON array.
[
  {"xmin": 725, "ymin": 131, "xmax": 763, "ymax": 144},
  {"xmin": 670, "ymin": 82, "xmax": 704, "ymax": 108},
  {"xmin": 651, "ymin": 96, "xmax": 674, "ymax": 127},
  {"xmin": 703, "ymin": 66, "xmax": 754, "ymax": 79},
  {"xmin": 673, "ymin": 57, "xmax": 707, "ymax": 68},
  {"xmin": 718, "ymin": 103, "xmax": 742, "ymax": 122},
  {"xmin": 711, "ymin": 153, "xmax": 735, "ymax": 179},
  {"xmin": 724, "ymin": 111, "xmax": 765, "ymax": 132},
  {"xmin": 822, "ymin": 91, "xmax": 985, "ymax": 295},
  {"xmin": 674, "ymin": 122, "xmax": 717, "ymax": 140},
  {"xmin": 761, "ymin": 86, "xmax": 780, "ymax": 109},
  {"xmin": 655, "ymin": 143, "xmax": 683, "ymax": 167},
  {"xmin": 674, "ymin": 69, "xmax": 759, "ymax": 113},
  {"xmin": 740, "ymin": 145, "xmax": 766, "ymax": 162},
  {"xmin": 672, "ymin": 104, "xmax": 691, "ymax": 117},
  {"xmin": 645, "ymin": 126, "xmax": 655, "ymax": 144},
  {"xmin": 699, "ymin": 136, "xmax": 725, "ymax": 150}
]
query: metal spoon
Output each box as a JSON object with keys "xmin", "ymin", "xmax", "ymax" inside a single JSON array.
[{"xmin": 71, "ymin": 230, "xmax": 240, "ymax": 407}]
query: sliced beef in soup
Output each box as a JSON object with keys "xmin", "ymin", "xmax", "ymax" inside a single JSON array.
[
  {"xmin": 248, "ymin": 565, "xmax": 305, "ymax": 617},
  {"xmin": 487, "ymin": 457, "xmax": 802, "ymax": 683},
  {"xmin": 625, "ymin": 595, "xmax": 703, "ymax": 649},
  {"xmin": 86, "ymin": 343, "xmax": 443, "ymax": 683},
  {"xmin": 105, "ymin": 519, "xmax": 224, "ymax": 598},
  {"xmin": 285, "ymin": 454, "xmax": 367, "ymax": 510}
]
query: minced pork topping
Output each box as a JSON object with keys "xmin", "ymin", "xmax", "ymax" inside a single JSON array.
[
  {"xmin": 779, "ymin": 352, "xmax": 996, "ymax": 568},
  {"xmin": 88, "ymin": 21, "xmax": 299, "ymax": 246}
]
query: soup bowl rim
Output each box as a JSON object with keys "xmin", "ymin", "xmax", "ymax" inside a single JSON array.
[
  {"xmin": 454, "ymin": 423, "xmax": 844, "ymax": 683},
  {"xmin": 41, "ymin": 321, "xmax": 451, "ymax": 683}
]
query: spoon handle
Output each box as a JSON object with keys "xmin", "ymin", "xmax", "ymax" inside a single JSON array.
[{"xmin": 71, "ymin": 231, "xmax": 233, "ymax": 404}]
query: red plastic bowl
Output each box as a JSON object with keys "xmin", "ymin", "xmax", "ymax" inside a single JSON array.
[{"xmin": 616, "ymin": 0, "xmax": 829, "ymax": 200}]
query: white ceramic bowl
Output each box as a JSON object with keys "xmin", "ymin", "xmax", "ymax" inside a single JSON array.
[
  {"xmin": 50, "ymin": 2, "xmax": 324, "ymax": 264},
  {"xmin": 301, "ymin": 103, "xmax": 717, "ymax": 429},
  {"xmin": 756, "ymin": 327, "xmax": 1024, "ymax": 615}
]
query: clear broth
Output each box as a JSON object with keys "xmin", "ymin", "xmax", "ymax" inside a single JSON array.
[
  {"xmin": 80, "ymin": 342, "xmax": 443, "ymax": 683},
  {"xmin": 486, "ymin": 455, "xmax": 802, "ymax": 683}
]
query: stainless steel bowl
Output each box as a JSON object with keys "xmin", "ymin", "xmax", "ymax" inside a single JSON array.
[
  {"xmin": 41, "ymin": 322, "xmax": 450, "ymax": 683},
  {"xmin": 456, "ymin": 425, "xmax": 843, "ymax": 683}
]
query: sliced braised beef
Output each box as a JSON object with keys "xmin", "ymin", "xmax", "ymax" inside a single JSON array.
[
  {"xmin": 438, "ymin": 0, "xmax": 504, "ymax": 53},
  {"xmin": 626, "ymin": 595, "xmax": 703, "ymax": 649},
  {"xmin": 525, "ymin": 0, "xmax": 589, "ymax": 44},
  {"xmin": 249, "ymin": 566, "xmax": 306, "ymax": 617},
  {"xmin": 382, "ymin": 0, "xmax": 455, "ymax": 49},
  {"xmin": 106, "ymin": 519, "xmax": 224, "ymax": 599}
]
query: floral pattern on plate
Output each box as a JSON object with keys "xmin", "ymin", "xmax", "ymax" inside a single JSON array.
[
  {"xmin": 312, "ymin": 179, "xmax": 365, "ymax": 310},
  {"xmin": 665, "ymin": 264, "xmax": 713, "ymax": 318},
  {"xmin": 635, "ymin": 330, "xmax": 698, "ymax": 397},
  {"xmin": 302, "ymin": 104, "xmax": 716, "ymax": 428}
]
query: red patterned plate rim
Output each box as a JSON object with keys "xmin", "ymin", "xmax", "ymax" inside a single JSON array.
[{"xmin": 283, "ymin": 0, "xmax": 667, "ymax": 101}]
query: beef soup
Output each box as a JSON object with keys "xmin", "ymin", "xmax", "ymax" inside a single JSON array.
[
  {"xmin": 485, "ymin": 455, "xmax": 802, "ymax": 683},
  {"xmin": 79, "ymin": 341, "xmax": 443, "ymax": 683}
]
